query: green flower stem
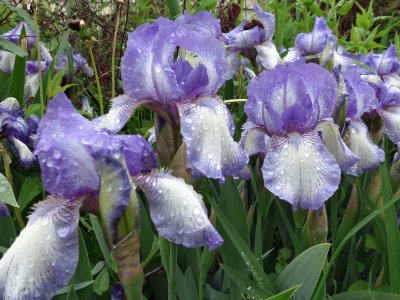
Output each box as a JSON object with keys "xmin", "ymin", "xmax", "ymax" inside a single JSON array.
[
  {"xmin": 168, "ymin": 242, "xmax": 177, "ymax": 300},
  {"xmin": 111, "ymin": 3, "xmax": 122, "ymax": 99},
  {"xmin": 34, "ymin": 6, "xmax": 44, "ymax": 116},
  {"xmin": 87, "ymin": 42, "xmax": 104, "ymax": 115},
  {"xmin": 0, "ymin": 143, "xmax": 24, "ymax": 229}
]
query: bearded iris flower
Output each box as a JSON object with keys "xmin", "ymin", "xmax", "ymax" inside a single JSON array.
[
  {"xmin": 243, "ymin": 60, "xmax": 360, "ymax": 210},
  {"xmin": 0, "ymin": 93, "xmax": 223, "ymax": 299},
  {"xmin": 96, "ymin": 14, "xmax": 248, "ymax": 181}
]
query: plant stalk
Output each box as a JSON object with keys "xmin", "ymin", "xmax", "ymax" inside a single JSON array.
[
  {"xmin": 87, "ymin": 42, "xmax": 104, "ymax": 115},
  {"xmin": 111, "ymin": 3, "xmax": 122, "ymax": 98}
]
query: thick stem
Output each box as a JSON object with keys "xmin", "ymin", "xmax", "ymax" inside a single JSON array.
[{"xmin": 168, "ymin": 242, "xmax": 177, "ymax": 300}]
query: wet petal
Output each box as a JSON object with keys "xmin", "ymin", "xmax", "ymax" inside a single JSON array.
[
  {"xmin": 121, "ymin": 19, "xmax": 183, "ymax": 105},
  {"xmin": 240, "ymin": 121, "xmax": 270, "ymax": 156},
  {"xmin": 382, "ymin": 105, "xmax": 400, "ymax": 145},
  {"xmin": 176, "ymin": 11, "xmax": 221, "ymax": 37},
  {"xmin": 255, "ymin": 41, "xmax": 281, "ymax": 70},
  {"xmin": 134, "ymin": 172, "xmax": 223, "ymax": 250},
  {"xmin": 94, "ymin": 150, "xmax": 132, "ymax": 245},
  {"xmin": 343, "ymin": 120, "xmax": 385, "ymax": 175},
  {"xmin": 315, "ymin": 120, "xmax": 359, "ymax": 172},
  {"xmin": 178, "ymin": 97, "xmax": 248, "ymax": 180},
  {"xmin": 0, "ymin": 197, "xmax": 80, "ymax": 299},
  {"xmin": 172, "ymin": 25, "xmax": 228, "ymax": 96},
  {"xmin": 92, "ymin": 95, "xmax": 139, "ymax": 133},
  {"xmin": 295, "ymin": 17, "xmax": 335, "ymax": 55},
  {"xmin": 262, "ymin": 131, "xmax": 341, "ymax": 210}
]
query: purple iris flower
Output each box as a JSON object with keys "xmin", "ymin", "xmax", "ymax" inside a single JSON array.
[
  {"xmin": 54, "ymin": 50, "xmax": 94, "ymax": 78},
  {"xmin": 243, "ymin": 60, "xmax": 359, "ymax": 210},
  {"xmin": 0, "ymin": 202, "xmax": 9, "ymax": 216},
  {"xmin": 222, "ymin": 4, "xmax": 281, "ymax": 72},
  {"xmin": 1, "ymin": 22, "xmax": 37, "ymax": 50},
  {"xmin": 0, "ymin": 98, "xmax": 36, "ymax": 167},
  {"xmin": 0, "ymin": 93, "xmax": 223, "ymax": 299},
  {"xmin": 96, "ymin": 15, "xmax": 248, "ymax": 181},
  {"xmin": 295, "ymin": 17, "xmax": 336, "ymax": 56}
]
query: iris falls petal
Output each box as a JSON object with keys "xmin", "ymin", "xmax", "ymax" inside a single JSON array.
[
  {"xmin": 178, "ymin": 97, "xmax": 248, "ymax": 180},
  {"xmin": 134, "ymin": 172, "xmax": 223, "ymax": 250},
  {"xmin": 262, "ymin": 131, "xmax": 341, "ymax": 210},
  {"xmin": 382, "ymin": 106, "xmax": 400, "ymax": 145},
  {"xmin": 0, "ymin": 197, "xmax": 81, "ymax": 300},
  {"xmin": 343, "ymin": 120, "xmax": 385, "ymax": 176}
]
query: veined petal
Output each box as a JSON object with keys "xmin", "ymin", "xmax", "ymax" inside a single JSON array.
[
  {"xmin": 382, "ymin": 106, "xmax": 400, "ymax": 145},
  {"xmin": 134, "ymin": 172, "xmax": 223, "ymax": 250},
  {"xmin": 262, "ymin": 131, "xmax": 341, "ymax": 210},
  {"xmin": 240, "ymin": 121, "xmax": 270, "ymax": 156},
  {"xmin": 367, "ymin": 44, "xmax": 399, "ymax": 76},
  {"xmin": 253, "ymin": 4, "xmax": 275, "ymax": 40},
  {"xmin": 178, "ymin": 97, "xmax": 248, "ymax": 180},
  {"xmin": 315, "ymin": 120, "xmax": 359, "ymax": 172},
  {"xmin": 94, "ymin": 150, "xmax": 132, "ymax": 245},
  {"xmin": 255, "ymin": 41, "xmax": 282, "ymax": 70},
  {"xmin": 0, "ymin": 197, "xmax": 80, "ymax": 300},
  {"xmin": 92, "ymin": 95, "xmax": 139, "ymax": 133},
  {"xmin": 343, "ymin": 119, "xmax": 385, "ymax": 175},
  {"xmin": 176, "ymin": 11, "xmax": 221, "ymax": 38},
  {"xmin": 223, "ymin": 21, "xmax": 264, "ymax": 49}
]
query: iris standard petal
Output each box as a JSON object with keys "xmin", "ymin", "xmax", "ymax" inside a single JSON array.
[
  {"xmin": 343, "ymin": 120, "xmax": 385, "ymax": 176},
  {"xmin": 240, "ymin": 121, "xmax": 270, "ymax": 156},
  {"xmin": 178, "ymin": 97, "xmax": 248, "ymax": 180},
  {"xmin": 222, "ymin": 21, "xmax": 265, "ymax": 49},
  {"xmin": 253, "ymin": 4, "xmax": 275, "ymax": 41},
  {"xmin": 343, "ymin": 68, "xmax": 377, "ymax": 119},
  {"xmin": 366, "ymin": 44, "xmax": 399, "ymax": 76},
  {"xmin": 134, "ymin": 172, "xmax": 223, "ymax": 250},
  {"xmin": 1, "ymin": 22, "xmax": 37, "ymax": 49},
  {"xmin": 94, "ymin": 150, "xmax": 132, "ymax": 245},
  {"xmin": 262, "ymin": 131, "xmax": 341, "ymax": 210},
  {"xmin": 0, "ymin": 197, "xmax": 80, "ymax": 300},
  {"xmin": 172, "ymin": 25, "xmax": 228, "ymax": 96},
  {"xmin": 92, "ymin": 95, "xmax": 140, "ymax": 133},
  {"xmin": 121, "ymin": 18, "xmax": 183, "ymax": 105},
  {"xmin": 176, "ymin": 11, "xmax": 221, "ymax": 37},
  {"xmin": 315, "ymin": 120, "xmax": 359, "ymax": 172},
  {"xmin": 295, "ymin": 17, "xmax": 335, "ymax": 55},
  {"xmin": 382, "ymin": 106, "xmax": 400, "ymax": 145}
]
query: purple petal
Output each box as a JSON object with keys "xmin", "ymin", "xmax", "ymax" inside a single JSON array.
[
  {"xmin": 0, "ymin": 197, "xmax": 80, "ymax": 299},
  {"xmin": 172, "ymin": 25, "xmax": 228, "ymax": 96},
  {"xmin": 366, "ymin": 44, "xmax": 400, "ymax": 76},
  {"xmin": 134, "ymin": 172, "xmax": 223, "ymax": 250},
  {"xmin": 315, "ymin": 120, "xmax": 359, "ymax": 172},
  {"xmin": 1, "ymin": 22, "xmax": 37, "ymax": 49},
  {"xmin": 222, "ymin": 21, "xmax": 265, "ymax": 49},
  {"xmin": 343, "ymin": 120, "xmax": 385, "ymax": 175},
  {"xmin": 94, "ymin": 150, "xmax": 132, "ymax": 245},
  {"xmin": 226, "ymin": 49, "xmax": 240, "ymax": 79},
  {"xmin": 178, "ymin": 97, "xmax": 249, "ymax": 180},
  {"xmin": 262, "ymin": 131, "xmax": 341, "ymax": 210},
  {"xmin": 382, "ymin": 105, "xmax": 400, "ymax": 145},
  {"xmin": 121, "ymin": 19, "xmax": 183, "ymax": 105},
  {"xmin": 176, "ymin": 11, "xmax": 221, "ymax": 38},
  {"xmin": 240, "ymin": 121, "xmax": 270, "ymax": 156},
  {"xmin": 9, "ymin": 137, "xmax": 36, "ymax": 168},
  {"xmin": 283, "ymin": 48, "xmax": 302, "ymax": 63},
  {"xmin": 92, "ymin": 95, "xmax": 139, "ymax": 133},
  {"xmin": 172, "ymin": 61, "xmax": 209, "ymax": 100},
  {"xmin": 343, "ymin": 68, "xmax": 377, "ymax": 119},
  {"xmin": 0, "ymin": 202, "xmax": 9, "ymax": 216},
  {"xmin": 295, "ymin": 17, "xmax": 335, "ymax": 55},
  {"xmin": 253, "ymin": 4, "xmax": 275, "ymax": 41},
  {"xmin": 116, "ymin": 135, "xmax": 158, "ymax": 176}
]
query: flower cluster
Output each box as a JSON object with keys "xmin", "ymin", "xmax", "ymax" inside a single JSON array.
[{"xmin": 0, "ymin": 5, "xmax": 399, "ymax": 299}]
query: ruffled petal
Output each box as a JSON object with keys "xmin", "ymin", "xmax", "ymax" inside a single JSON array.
[
  {"xmin": 92, "ymin": 95, "xmax": 139, "ymax": 133},
  {"xmin": 366, "ymin": 44, "xmax": 399, "ymax": 76},
  {"xmin": 255, "ymin": 41, "xmax": 281, "ymax": 70},
  {"xmin": 262, "ymin": 131, "xmax": 341, "ymax": 210},
  {"xmin": 0, "ymin": 197, "xmax": 80, "ymax": 299},
  {"xmin": 121, "ymin": 19, "xmax": 184, "ymax": 105},
  {"xmin": 240, "ymin": 121, "xmax": 270, "ymax": 156},
  {"xmin": 343, "ymin": 120, "xmax": 385, "ymax": 175},
  {"xmin": 94, "ymin": 150, "xmax": 132, "ymax": 245},
  {"xmin": 134, "ymin": 172, "xmax": 223, "ymax": 250},
  {"xmin": 315, "ymin": 120, "xmax": 359, "ymax": 172},
  {"xmin": 176, "ymin": 11, "xmax": 221, "ymax": 37},
  {"xmin": 382, "ymin": 105, "xmax": 400, "ymax": 145},
  {"xmin": 178, "ymin": 97, "xmax": 248, "ymax": 180},
  {"xmin": 172, "ymin": 25, "xmax": 228, "ymax": 96}
]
